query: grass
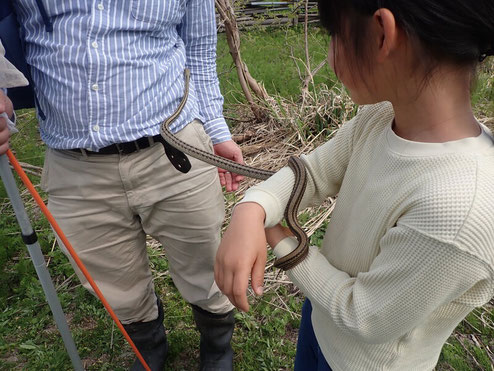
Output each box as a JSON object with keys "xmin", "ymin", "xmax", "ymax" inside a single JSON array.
[
  {"xmin": 216, "ymin": 26, "xmax": 336, "ymax": 105},
  {"xmin": 1, "ymin": 26, "xmax": 493, "ymax": 370}
]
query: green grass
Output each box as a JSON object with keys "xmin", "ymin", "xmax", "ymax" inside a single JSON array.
[
  {"xmin": 1, "ymin": 26, "xmax": 493, "ymax": 370},
  {"xmin": 217, "ymin": 28, "xmax": 494, "ymax": 120},
  {"xmin": 216, "ymin": 27, "xmax": 337, "ymax": 105},
  {"xmin": 472, "ymin": 60, "xmax": 494, "ymax": 120}
]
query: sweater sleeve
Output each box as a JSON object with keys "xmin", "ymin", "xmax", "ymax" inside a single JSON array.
[
  {"xmin": 240, "ymin": 109, "xmax": 359, "ymax": 227},
  {"xmin": 277, "ymin": 225, "xmax": 493, "ymax": 344}
]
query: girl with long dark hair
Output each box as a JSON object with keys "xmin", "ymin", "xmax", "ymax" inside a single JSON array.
[{"xmin": 216, "ymin": 1, "xmax": 494, "ymax": 370}]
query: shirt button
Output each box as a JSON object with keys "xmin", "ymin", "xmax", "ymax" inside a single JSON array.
[
  {"xmin": 91, "ymin": 41, "xmax": 98, "ymax": 49},
  {"xmin": 97, "ymin": 3, "xmax": 104, "ymax": 10},
  {"xmin": 91, "ymin": 83, "xmax": 99, "ymax": 91},
  {"xmin": 92, "ymin": 125, "xmax": 100, "ymax": 132}
]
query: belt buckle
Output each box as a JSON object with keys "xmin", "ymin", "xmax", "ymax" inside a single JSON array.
[{"xmin": 115, "ymin": 141, "xmax": 141, "ymax": 155}]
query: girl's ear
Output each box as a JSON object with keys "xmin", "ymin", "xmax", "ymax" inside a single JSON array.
[{"xmin": 372, "ymin": 8, "xmax": 400, "ymax": 62}]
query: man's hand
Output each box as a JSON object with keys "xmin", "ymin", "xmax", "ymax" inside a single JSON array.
[
  {"xmin": 213, "ymin": 140, "xmax": 244, "ymax": 192},
  {"xmin": 0, "ymin": 90, "xmax": 14, "ymax": 155},
  {"xmin": 215, "ymin": 202, "xmax": 267, "ymax": 312}
]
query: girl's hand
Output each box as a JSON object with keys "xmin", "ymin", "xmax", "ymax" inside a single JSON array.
[{"xmin": 214, "ymin": 202, "xmax": 267, "ymax": 312}]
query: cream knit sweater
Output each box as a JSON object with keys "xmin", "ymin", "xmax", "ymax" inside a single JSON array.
[{"xmin": 240, "ymin": 102, "xmax": 494, "ymax": 371}]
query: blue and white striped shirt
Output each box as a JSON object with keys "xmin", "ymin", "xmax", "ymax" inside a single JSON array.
[{"xmin": 13, "ymin": 0, "xmax": 231, "ymax": 150}]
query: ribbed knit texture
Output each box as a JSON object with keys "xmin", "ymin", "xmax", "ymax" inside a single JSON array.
[{"xmin": 241, "ymin": 102, "xmax": 494, "ymax": 371}]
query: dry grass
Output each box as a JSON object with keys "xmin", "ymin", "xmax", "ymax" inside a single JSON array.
[{"xmin": 216, "ymin": 84, "xmax": 352, "ymax": 314}]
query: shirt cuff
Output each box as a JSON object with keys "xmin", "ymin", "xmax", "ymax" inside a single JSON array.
[{"xmin": 202, "ymin": 117, "xmax": 232, "ymax": 145}]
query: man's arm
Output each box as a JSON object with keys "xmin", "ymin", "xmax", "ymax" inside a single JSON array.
[
  {"xmin": 178, "ymin": 0, "xmax": 229, "ymax": 144},
  {"xmin": 178, "ymin": 0, "xmax": 243, "ymax": 191}
]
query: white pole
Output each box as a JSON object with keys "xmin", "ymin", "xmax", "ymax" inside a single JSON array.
[{"xmin": 0, "ymin": 154, "xmax": 84, "ymax": 371}]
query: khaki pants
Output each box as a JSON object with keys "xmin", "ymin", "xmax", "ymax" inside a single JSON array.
[{"xmin": 41, "ymin": 121, "xmax": 233, "ymax": 324}]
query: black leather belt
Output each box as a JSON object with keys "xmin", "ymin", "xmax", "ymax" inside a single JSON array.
[
  {"xmin": 70, "ymin": 134, "xmax": 166, "ymax": 155},
  {"xmin": 69, "ymin": 134, "xmax": 191, "ymax": 173}
]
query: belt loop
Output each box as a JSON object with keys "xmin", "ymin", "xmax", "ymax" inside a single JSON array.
[
  {"xmin": 135, "ymin": 140, "xmax": 140, "ymax": 152},
  {"xmin": 80, "ymin": 148, "xmax": 89, "ymax": 159},
  {"xmin": 115, "ymin": 143, "xmax": 123, "ymax": 155},
  {"xmin": 148, "ymin": 137, "xmax": 154, "ymax": 147}
]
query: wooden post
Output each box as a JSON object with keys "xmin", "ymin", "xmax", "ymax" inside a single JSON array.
[{"xmin": 215, "ymin": 0, "xmax": 270, "ymax": 120}]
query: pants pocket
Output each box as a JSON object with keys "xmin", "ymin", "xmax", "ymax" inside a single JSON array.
[
  {"xmin": 188, "ymin": 120, "xmax": 214, "ymax": 153},
  {"xmin": 40, "ymin": 149, "xmax": 51, "ymax": 192}
]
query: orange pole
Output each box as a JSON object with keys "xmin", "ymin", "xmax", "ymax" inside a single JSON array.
[{"xmin": 6, "ymin": 149, "xmax": 151, "ymax": 371}]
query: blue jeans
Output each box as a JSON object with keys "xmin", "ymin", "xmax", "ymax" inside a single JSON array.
[{"xmin": 294, "ymin": 299, "xmax": 333, "ymax": 371}]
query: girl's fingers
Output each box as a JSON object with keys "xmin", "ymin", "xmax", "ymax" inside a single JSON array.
[
  {"xmin": 251, "ymin": 255, "xmax": 266, "ymax": 296},
  {"xmin": 214, "ymin": 261, "xmax": 223, "ymax": 291},
  {"xmin": 233, "ymin": 269, "xmax": 250, "ymax": 312},
  {"xmin": 221, "ymin": 269, "xmax": 235, "ymax": 306}
]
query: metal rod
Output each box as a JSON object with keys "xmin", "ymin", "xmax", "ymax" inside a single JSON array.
[{"xmin": 0, "ymin": 154, "xmax": 84, "ymax": 371}]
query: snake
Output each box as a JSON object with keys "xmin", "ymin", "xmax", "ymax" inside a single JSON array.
[{"xmin": 160, "ymin": 69, "xmax": 309, "ymax": 270}]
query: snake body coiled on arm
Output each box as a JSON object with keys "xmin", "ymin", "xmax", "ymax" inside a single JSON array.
[{"xmin": 160, "ymin": 69, "xmax": 309, "ymax": 270}]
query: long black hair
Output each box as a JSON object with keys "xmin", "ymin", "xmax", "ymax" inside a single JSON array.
[{"xmin": 318, "ymin": 0, "xmax": 494, "ymax": 66}]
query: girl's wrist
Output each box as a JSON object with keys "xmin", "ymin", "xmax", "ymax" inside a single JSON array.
[
  {"xmin": 265, "ymin": 224, "xmax": 293, "ymax": 248},
  {"xmin": 233, "ymin": 202, "xmax": 266, "ymax": 223}
]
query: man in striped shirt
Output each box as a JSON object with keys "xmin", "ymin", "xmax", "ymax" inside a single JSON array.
[{"xmin": 8, "ymin": 1, "xmax": 243, "ymax": 369}]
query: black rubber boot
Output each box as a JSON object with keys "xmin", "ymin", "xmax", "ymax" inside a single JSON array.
[
  {"xmin": 123, "ymin": 298, "xmax": 168, "ymax": 371},
  {"xmin": 191, "ymin": 305, "xmax": 235, "ymax": 371}
]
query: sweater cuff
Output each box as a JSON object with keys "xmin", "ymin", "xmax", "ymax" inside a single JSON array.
[
  {"xmin": 239, "ymin": 188, "xmax": 285, "ymax": 227},
  {"xmin": 272, "ymin": 236, "xmax": 298, "ymax": 258}
]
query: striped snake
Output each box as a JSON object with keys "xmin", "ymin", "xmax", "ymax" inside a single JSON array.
[{"xmin": 160, "ymin": 69, "xmax": 309, "ymax": 270}]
